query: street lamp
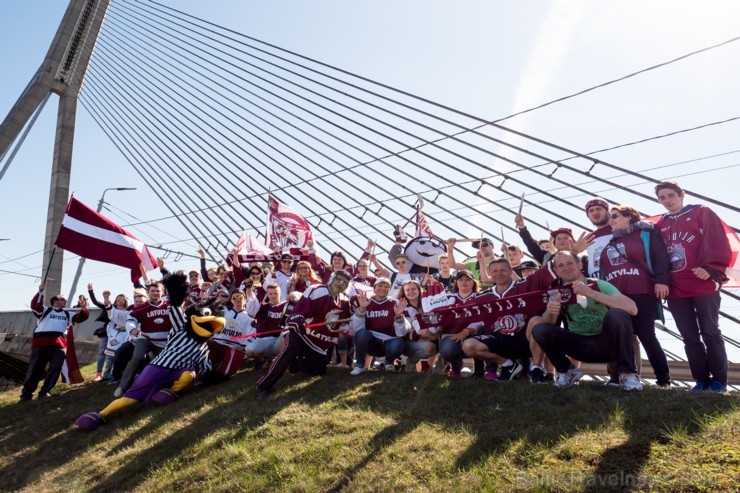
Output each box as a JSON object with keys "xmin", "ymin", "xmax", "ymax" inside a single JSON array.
[{"xmin": 67, "ymin": 187, "xmax": 137, "ymax": 301}]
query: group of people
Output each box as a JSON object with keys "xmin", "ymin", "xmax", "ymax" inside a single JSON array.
[{"xmin": 19, "ymin": 180, "xmax": 734, "ymax": 421}]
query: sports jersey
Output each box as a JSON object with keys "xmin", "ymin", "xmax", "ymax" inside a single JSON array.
[
  {"xmin": 349, "ymin": 297, "xmax": 404, "ymax": 340},
  {"xmin": 211, "ymin": 308, "xmax": 254, "ymax": 348},
  {"xmin": 289, "ymin": 284, "xmax": 351, "ymax": 354},
  {"xmin": 656, "ymin": 204, "xmax": 732, "ymax": 298},
  {"xmin": 249, "ymin": 301, "xmax": 289, "ymax": 337},
  {"xmin": 293, "ymin": 277, "xmax": 320, "ymax": 293},
  {"xmin": 30, "ymin": 292, "xmax": 89, "ymax": 348},
  {"xmin": 478, "ymin": 262, "xmax": 556, "ymax": 335},
  {"xmin": 351, "ymin": 275, "xmax": 377, "ymax": 288},
  {"xmin": 104, "ymin": 306, "xmax": 131, "ymax": 356},
  {"xmin": 126, "ymin": 301, "xmax": 172, "ymax": 348},
  {"xmin": 599, "ymin": 225, "xmax": 670, "ymax": 295},
  {"xmin": 148, "ymin": 307, "xmax": 211, "ymax": 373}
]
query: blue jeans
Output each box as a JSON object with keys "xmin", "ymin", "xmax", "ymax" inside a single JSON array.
[
  {"xmin": 403, "ymin": 340, "xmax": 437, "ymax": 363},
  {"xmin": 96, "ymin": 337, "xmax": 108, "ymax": 373},
  {"xmin": 439, "ymin": 336, "xmax": 465, "ymax": 373},
  {"xmin": 668, "ymin": 292, "xmax": 727, "ymax": 385},
  {"xmin": 354, "ymin": 329, "xmax": 404, "ymax": 368}
]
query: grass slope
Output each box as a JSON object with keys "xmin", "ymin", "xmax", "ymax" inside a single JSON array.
[{"xmin": 1, "ymin": 365, "xmax": 738, "ymax": 492}]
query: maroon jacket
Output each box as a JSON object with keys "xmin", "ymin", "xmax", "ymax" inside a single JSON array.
[{"xmin": 657, "ymin": 205, "xmax": 731, "ymax": 298}]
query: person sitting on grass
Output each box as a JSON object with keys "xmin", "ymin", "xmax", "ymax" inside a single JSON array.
[
  {"xmin": 74, "ymin": 273, "xmax": 226, "ymax": 431},
  {"xmin": 349, "ymin": 278, "xmax": 406, "ymax": 375},
  {"xmin": 255, "ymin": 271, "xmax": 353, "ymax": 399}
]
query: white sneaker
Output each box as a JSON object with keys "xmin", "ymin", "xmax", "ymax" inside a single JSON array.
[
  {"xmin": 384, "ymin": 364, "xmax": 396, "ymax": 373},
  {"xmin": 350, "ymin": 367, "xmax": 367, "ymax": 376},
  {"xmin": 553, "ymin": 367, "xmax": 584, "ymax": 388},
  {"xmin": 113, "ymin": 386, "xmax": 124, "ymax": 398},
  {"xmin": 619, "ymin": 373, "xmax": 643, "ymax": 391}
]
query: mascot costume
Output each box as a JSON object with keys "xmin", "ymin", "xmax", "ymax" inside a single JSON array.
[{"xmin": 75, "ymin": 273, "xmax": 225, "ymax": 431}]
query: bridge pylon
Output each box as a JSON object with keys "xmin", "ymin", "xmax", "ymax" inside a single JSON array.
[{"xmin": 0, "ymin": 0, "xmax": 110, "ymax": 296}]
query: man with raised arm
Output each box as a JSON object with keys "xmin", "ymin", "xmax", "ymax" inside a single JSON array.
[{"xmin": 20, "ymin": 283, "xmax": 89, "ymax": 401}]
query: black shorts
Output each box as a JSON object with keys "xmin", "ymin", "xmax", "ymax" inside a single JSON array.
[{"xmin": 473, "ymin": 330, "xmax": 531, "ymax": 360}]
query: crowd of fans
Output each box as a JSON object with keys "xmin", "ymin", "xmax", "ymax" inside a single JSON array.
[{"xmin": 18, "ymin": 180, "xmax": 734, "ymax": 415}]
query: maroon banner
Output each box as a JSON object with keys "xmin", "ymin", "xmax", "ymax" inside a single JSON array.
[{"xmin": 416, "ymin": 285, "xmax": 582, "ymax": 330}]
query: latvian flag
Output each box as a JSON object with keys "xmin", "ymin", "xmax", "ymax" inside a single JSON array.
[
  {"xmin": 55, "ymin": 195, "xmax": 157, "ymax": 282},
  {"xmin": 415, "ymin": 196, "xmax": 433, "ymax": 238}
]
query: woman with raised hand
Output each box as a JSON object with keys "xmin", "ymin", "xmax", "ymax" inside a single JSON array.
[{"xmin": 290, "ymin": 261, "xmax": 322, "ymax": 294}]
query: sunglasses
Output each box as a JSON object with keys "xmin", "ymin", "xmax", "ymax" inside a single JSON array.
[
  {"xmin": 395, "ymin": 260, "xmax": 407, "ymax": 265},
  {"xmin": 609, "ymin": 213, "xmax": 623, "ymax": 220},
  {"xmin": 231, "ymin": 294, "xmax": 244, "ymax": 300},
  {"xmin": 281, "ymin": 260, "xmax": 293, "ymax": 264},
  {"xmin": 479, "ymin": 242, "xmax": 492, "ymax": 247}
]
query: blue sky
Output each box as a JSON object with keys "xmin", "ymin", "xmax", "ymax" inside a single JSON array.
[{"xmin": 2, "ymin": 1, "xmax": 739, "ymax": 362}]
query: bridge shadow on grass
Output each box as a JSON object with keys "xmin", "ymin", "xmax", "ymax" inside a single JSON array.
[
  {"xmin": 330, "ymin": 374, "xmax": 739, "ymax": 490},
  {"xmin": 0, "ymin": 369, "xmax": 304, "ymax": 491},
  {"xmin": 1, "ymin": 368, "xmax": 737, "ymax": 491}
]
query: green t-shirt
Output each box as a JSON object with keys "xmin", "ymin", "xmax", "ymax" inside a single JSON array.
[{"xmin": 565, "ymin": 280, "xmax": 620, "ymax": 336}]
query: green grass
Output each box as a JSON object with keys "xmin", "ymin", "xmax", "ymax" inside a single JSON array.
[{"xmin": 1, "ymin": 365, "xmax": 738, "ymax": 492}]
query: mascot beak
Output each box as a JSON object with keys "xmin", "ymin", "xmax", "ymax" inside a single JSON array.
[{"xmin": 191, "ymin": 315, "xmax": 226, "ymax": 338}]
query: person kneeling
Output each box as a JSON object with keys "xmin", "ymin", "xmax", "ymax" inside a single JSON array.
[
  {"xmin": 531, "ymin": 251, "xmax": 643, "ymax": 391},
  {"xmin": 255, "ymin": 271, "xmax": 352, "ymax": 399},
  {"xmin": 349, "ymin": 278, "xmax": 407, "ymax": 375}
]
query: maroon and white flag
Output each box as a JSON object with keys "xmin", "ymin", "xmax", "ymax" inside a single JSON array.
[
  {"xmin": 415, "ymin": 194, "xmax": 433, "ymax": 238},
  {"xmin": 60, "ymin": 324, "xmax": 84, "ymax": 384},
  {"xmin": 266, "ymin": 192, "xmax": 313, "ymax": 249},
  {"xmin": 55, "ymin": 196, "xmax": 157, "ymax": 282}
]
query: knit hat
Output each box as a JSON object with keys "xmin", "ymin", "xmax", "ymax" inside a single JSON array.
[{"xmin": 584, "ymin": 197, "xmax": 609, "ymax": 213}]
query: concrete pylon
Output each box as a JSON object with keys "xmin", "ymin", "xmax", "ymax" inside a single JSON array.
[{"xmin": 0, "ymin": 0, "xmax": 110, "ymax": 296}]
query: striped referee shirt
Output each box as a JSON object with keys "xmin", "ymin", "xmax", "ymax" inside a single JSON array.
[{"xmin": 149, "ymin": 307, "xmax": 211, "ymax": 374}]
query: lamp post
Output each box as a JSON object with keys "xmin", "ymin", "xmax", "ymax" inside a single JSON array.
[{"xmin": 67, "ymin": 187, "xmax": 136, "ymax": 301}]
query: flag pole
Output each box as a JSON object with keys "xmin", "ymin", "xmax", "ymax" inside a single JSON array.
[{"xmin": 42, "ymin": 246, "xmax": 56, "ymax": 284}]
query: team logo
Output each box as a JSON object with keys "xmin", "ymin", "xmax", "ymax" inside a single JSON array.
[
  {"xmin": 606, "ymin": 243, "xmax": 627, "ymax": 266},
  {"xmin": 495, "ymin": 314, "xmax": 525, "ymax": 335},
  {"xmin": 667, "ymin": 243, "xmax": 686, "ymax": 272},
  {"xmin": 154, "ymin": 317, "xmax": 164, "ymax": 324},
  {"xmin": 268, "ymin": 196, "xmax": 313, "ymax": 248}
]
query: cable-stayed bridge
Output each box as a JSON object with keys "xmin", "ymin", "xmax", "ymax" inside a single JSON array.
[{"xmin": 1, "ymin": 0, "xmax": 739, "ymax": 386}]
